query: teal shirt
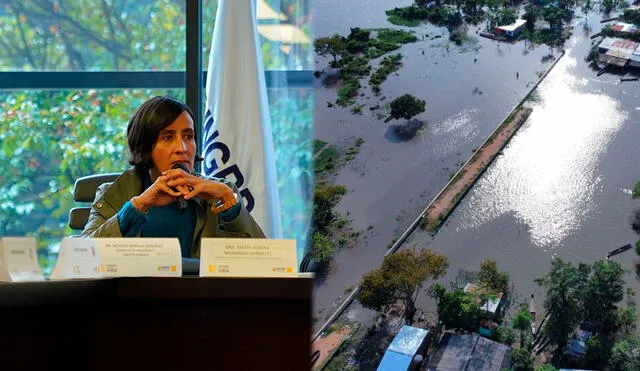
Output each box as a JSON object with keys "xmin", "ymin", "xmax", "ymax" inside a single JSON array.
[{"xmin": 117, "ymin": 200, "xmax": 196, "ymax": 257}]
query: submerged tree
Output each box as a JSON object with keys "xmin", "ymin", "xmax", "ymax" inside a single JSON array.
[
  {"xmin": 512, "ymin": 306, "xmax": 533, "ymax": 349},
  {"xmin": 314, "ymin": 35, "xmax": 348, "ymax": 67},
  {"xmin": 386, "ymin": 94, "xmax": 426, "ymax": 122},
  {"xmin": 477, "ymin": 259, "xmax": 510, "ymax": 294},
  {"xmin": 430, "ymin": 285, "xmax": 481, "ymax": 331},
  {"xmin": 535, "ymin": 258, "xmax": 589, "ymax": 359},
  {"xmin": 357, "ymin": 248, "xmax": 449, "ymax": 324},
  {"xmin": 536, "ymin": 258, "xmax": 633, "ymax": 364}
]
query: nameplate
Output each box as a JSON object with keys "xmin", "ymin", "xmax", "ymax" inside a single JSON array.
[
  {"xmin": 94, "ymin": 238, "xmax": 182, "ymax": 277},
  {"xmin": 50, "ymin": 238, "xmax": 101, "ymax": 280},
  {"xmin": 0, "ymin": 237, "xmax": 45, "ymax": 282},
  {"xmin": 199, "ymin": 238, "xmax": 298, "ymax": 278}
]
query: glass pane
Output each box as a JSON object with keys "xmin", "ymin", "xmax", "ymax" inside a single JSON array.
[
  {"xmin": 202, "ymin": 0, "xmax": 312, "ymax": 70},
  {"xmin": 0, "ymin": 88, "xmax": 183, "ymax": 273},
  {"xmin": 267, "ymin": 87, "xmax": 313, "ymax": 258},
  {"xmin": 0, "ymin": 1, "xmax": 186, "ymax": 71}
]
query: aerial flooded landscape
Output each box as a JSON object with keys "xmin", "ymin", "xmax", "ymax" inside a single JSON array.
[{"xmin": 310, "ymin": 0, "xmax": 640, "ymax": 369}]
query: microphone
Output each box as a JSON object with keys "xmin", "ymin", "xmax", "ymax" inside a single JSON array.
[{"xmin": 170, "ymin": 163, "xmax": 190, "ymax": 212}]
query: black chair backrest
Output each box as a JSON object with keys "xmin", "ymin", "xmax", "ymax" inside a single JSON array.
[{"xmin": 68, "ymin": 173, "xmax": 121, "ymax": 230}]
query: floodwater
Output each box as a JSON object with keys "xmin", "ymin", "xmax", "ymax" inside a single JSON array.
[{"xmin": 312, "ymin": 3, "xmax": 640, "ymax": 326}]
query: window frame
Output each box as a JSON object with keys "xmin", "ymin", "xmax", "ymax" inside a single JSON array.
[{"xmin": 0, "ymin": 0, "xmax": 312, "ymax": 155}]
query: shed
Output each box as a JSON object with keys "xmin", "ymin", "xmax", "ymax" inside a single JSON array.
[
  {"xmin": 377, "ymin": 325, "xmax": 429, "ymax": 371},
  {"xmin": 427, "ymin": 333, "xmax": 511, "ymax": 370},
  {"xmin": 610, "ymin": 22, "xmax": 639, "ymax": 34},
  {"xmin": 463, "ymin": 283, "xmax": 503, "ymax": 317},
  {"xmin": 495, "ymin": 19, "xmax": 527, "ymax": 38}
]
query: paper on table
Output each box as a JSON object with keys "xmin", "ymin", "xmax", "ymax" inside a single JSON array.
[
  {"xmin": 199, "ymin": 238, "xmax": 297, "ymax": 278},
  {"xmin": 0, "ymin": 237, "xmax": 45, "ymax": 282},
  {"xmin": 94, "ymin": 238, "xmax": 182, "ymax": 277},
  {"xmin": 50, "ymin": 238, "xmax": 101, "ymax": 280}
]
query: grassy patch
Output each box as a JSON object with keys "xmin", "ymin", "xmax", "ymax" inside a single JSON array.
[
  {"xmin": 320, "ymin": 28, "xmax": 418, "ymax": 107},
  {"xmin": 632, "ymin": 181, "xmax": 640, "ymax": 199},
  {"xmin": 314, "ymin": 139, "xmax": 327, "ymax": 154},
  {"xmin": 370, "ymin": 53, "xmax": 402, "ymax": 89},
  {"xmin": 376, "ymin": 29, "xmax": 418, "ymax": 45},
  {"xmin": 387, "ymin": 14, "xmax": 420, "ymax": 27},
  {"xmin": 337, "ymin": 78, "xmax": 361, "ymax": 107},
  {"xmin": 315, "ymin": 145, "xmax": 338, "ymax": 173}
]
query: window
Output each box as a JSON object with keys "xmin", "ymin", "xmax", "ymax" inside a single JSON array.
[{"xmin": 0, "ymin": 0, "xmax": 312, "ymax": 273}]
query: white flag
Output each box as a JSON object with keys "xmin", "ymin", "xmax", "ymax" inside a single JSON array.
[{"xmin": 203, "ymin": 0, "xmax": 282, "ymax": 238}]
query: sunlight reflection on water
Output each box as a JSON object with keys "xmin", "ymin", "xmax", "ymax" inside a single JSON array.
[
  {"xmin": 426, "ymin": 108, "xmax": 480, "ymax": 155},
  {"xmin": 459, "ymin": 55, "xmax": 628, "ymax": 249}
]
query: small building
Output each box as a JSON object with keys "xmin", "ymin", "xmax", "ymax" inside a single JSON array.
[
  {"xmin": 597, "ymin": 37, "xmax": 640, "ymax": 67},
  {"xmin": 566, "ymin": 329, "xmax": 592, "ymax": 359},
  {"xmin": 427, "ymin": 333, "xmax": 511, "ymax": 370},
  {"xmin": 463, "ymin": 283, "xmax": 504, "ymax": 319},
  {"xmin": 629, "ymin": 47, "xmax": 640, "ymax": 68},
  {"xmin": 377, "ymin": 325, "xmax": 429, "ymax": 371},
  {"xmin": 610, "ymin": 22, "xmax": 639, "ymax": 34},
  {"xmin": 494, "ymin": 19, "xmax": 527, "ymax": 38}
]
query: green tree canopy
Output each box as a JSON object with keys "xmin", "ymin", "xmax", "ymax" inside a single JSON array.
[
  {"xmin": 477, "ymin": 259, "xmax": 510, "ymax": 293},
  {"xmin": 357, "ymin": 248, "xmax": 449, "ymax": 323},
  {"xmin": 512, "ymin": 306, "xmax": 533, "ymax": 349},
  {"xmin": 511, "ymin": 348, "xmax": 534, "ymax": 371},
  {"xmin": 610, "ymin": 338, "xmax": 640, "ymax": 370},
  {"xmin": 314, "ymin": 35, "xmax": 348, "ymax": 66},
  {"xmin": 535, "ymin": 258, "xmax": 589, "ymax": 359},
  {"xmin": 432, "ymin": 286, "xmax": 481, "ymax": 331},
  {"xmin": 536, "ymin": 259, "xmax": 633, "ymax": 362},
  {"xmin": 388, "ymin": 94, "xmax": 426, "ymax": 121},
  {"xmin": 632, "ymin": 181, "xmax": 640, "ymax": 199},
  {"xmin": 582, "ymin": 260, "xmax": 625, "ymax": 335}
]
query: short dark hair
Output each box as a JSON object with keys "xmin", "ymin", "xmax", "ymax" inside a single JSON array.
[{"xmin": 127, "ymin": 96, "xmax": 196, "ymax": 168}]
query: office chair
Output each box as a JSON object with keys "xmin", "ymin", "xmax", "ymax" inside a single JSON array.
[{"xmin": 68, "ymin": 173, "xmax": 121, "ymax": 230}]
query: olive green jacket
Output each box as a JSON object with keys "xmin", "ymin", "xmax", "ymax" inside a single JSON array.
[{"xmin": 80, "ymin": 167, "xmax": 265, "ymax": 258}]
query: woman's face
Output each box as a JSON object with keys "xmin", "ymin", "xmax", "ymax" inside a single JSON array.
[{"xmin": 149, "ymin": 111, "xmax": 196, "ymax": 178}]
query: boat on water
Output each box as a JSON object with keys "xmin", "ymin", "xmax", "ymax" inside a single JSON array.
[
  {"xmin": 530, "ymin": 294, "xmax": 536, "ymax": 335},
  {"xmin": 606, "ymin": 243, "xmax": 632, "ymax": 259}
]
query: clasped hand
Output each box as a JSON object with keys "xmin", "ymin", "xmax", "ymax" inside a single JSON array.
[{"xmin": 131, "ymin": 168, "xmax": 234, "ymax": 213}]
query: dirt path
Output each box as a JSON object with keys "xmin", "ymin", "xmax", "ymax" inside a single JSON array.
[
  {"xmin": 423, "ymin": 106, "xmax": 533, "ymax": 232},
  {"xmin": 311, "ymin": 325, "xmax": 353, "ymax": 370}
]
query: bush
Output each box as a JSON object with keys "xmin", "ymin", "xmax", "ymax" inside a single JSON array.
[
  {"xmin": 312, "ymin": 232, "xmax": 337, "ymax": 262},
  {"xmin": 632, "ymin": 181, "xmax": 640, "ymax": 199},
  {"xmin": 494, "ymin": 325, "xmax": 516, "ymax": 345},
  {"xmin": 449, "ymin": 32, "xmax": 463, "ymax": 45}
]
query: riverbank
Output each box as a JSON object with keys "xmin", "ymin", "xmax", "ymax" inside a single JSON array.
[{"xmin": 423, "ymin": 106, "xmax": 533, "ymax": 233}]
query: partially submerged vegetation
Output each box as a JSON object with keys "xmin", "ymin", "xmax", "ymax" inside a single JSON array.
[
  {"xmin": 312, "ymin": 138, "xmax": 365, "ymax": 265},
  {"xmin": 315, "ymin": 28, "xmax": 418, "ymax": 107},
  {"xmin": 386, "ymin": 0, "xmax": 576, "ymax": 48}
]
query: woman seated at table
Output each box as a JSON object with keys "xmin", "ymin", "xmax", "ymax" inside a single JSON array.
[{"xmin": 81, "ymin": 96, "xmax": 265, "ymax": 258}]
